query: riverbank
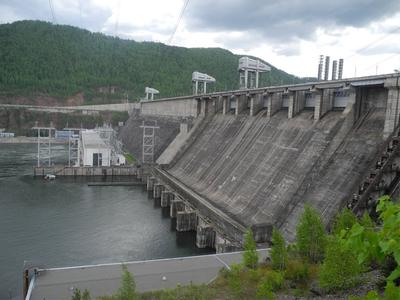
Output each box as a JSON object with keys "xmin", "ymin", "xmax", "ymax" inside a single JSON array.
[{"xmin": 0, "ymin": 136, "xmax": 67, "ymax": 144}]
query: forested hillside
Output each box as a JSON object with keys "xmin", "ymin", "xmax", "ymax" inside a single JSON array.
[{"xmin": 0, "ymin": 21, "xmax": 310, "ymax": 105}]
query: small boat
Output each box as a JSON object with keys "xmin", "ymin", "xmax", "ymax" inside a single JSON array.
[{"xmin": 44, "ymin": 174, "xmax": 56, "ymax": 180}]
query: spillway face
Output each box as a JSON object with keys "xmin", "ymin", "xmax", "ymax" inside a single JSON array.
[
  {"xmin": 166, "ymin": 87, "xmax": 387, "ymax": 242},
  {"xmin": 119, "ymin": 111, "xmax": 187, "ymax": 163}
]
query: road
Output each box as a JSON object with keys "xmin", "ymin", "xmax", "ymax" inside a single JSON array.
[{"xmin": 28, "ymin": 249, "xmax": 269, "ymax": 300}]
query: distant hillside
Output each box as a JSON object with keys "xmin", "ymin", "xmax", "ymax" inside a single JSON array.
[{"xmin": 0, "ymin": 21, "xmax": 312, "ymax": 105}]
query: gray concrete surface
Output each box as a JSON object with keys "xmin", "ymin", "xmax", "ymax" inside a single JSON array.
[
  {"xmin": 29, "ymin": 249, "xmax": 269, "ymax": 300},
  {"xmin": 166, "ymin": 86, "xmax": 387, "ymax": 241}
]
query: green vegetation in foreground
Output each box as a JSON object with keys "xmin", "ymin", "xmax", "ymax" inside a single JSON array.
[
  {"xmin": 72, "ymin": 196, "xmax": 400, "ymax": 299},
  {"xmin": 0, "ymin": 21, "xmax": 312, "ymax": 103}
]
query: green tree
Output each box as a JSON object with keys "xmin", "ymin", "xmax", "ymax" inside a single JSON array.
[
  {"xmin": 116, "ymin": 265, "xmax": 137, "ymax": 300},
  {"xmin": 243, "ymin": 229, "xmax": 258, "ymax": 269},
  {"xmin": 332, "ymin": 207, "xmax": 357, "ymax": 236},
  {"xmin": 318, "ymin": 236, "xmax": 362, "ymax": 292},
  {"xmin": 296, "ymin": 205, "xmax": 327, "ymax": 263},
  {"xmin": 270, "ymin": 228, "xmax": 288, "ymax": 271}
]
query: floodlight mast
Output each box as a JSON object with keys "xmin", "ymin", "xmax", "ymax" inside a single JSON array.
[
  {"xmin": 144, "ymin": 87, "xmax": 160, "ymax": 100},
  {"xmin": 192, "ymin": 71, "xmax": 216, "ymax": 95},
  {"xmin": 238, "ymin": 57, "xmax": 271, "ymax": 89}
]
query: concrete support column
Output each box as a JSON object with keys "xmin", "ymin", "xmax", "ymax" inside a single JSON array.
[
  {"xmin": 235, "ymin": 94, "xmax": 247, "ymax": 115},
  {"xmin": 222, "ymin": 96, "xmax": 230, "ymax": 115},
  {"xmin": 313, "ymin": 88, "xmax": 323, "ymax": 121},
  {"xmin": 200, "ymin": 98, "xmax": 207, "ymax": 116},
  {"xmin": 170, "ymin": 199, "xmax": 184, "ymax": 218},
  {"xmin": 250, "ymin": 93, "xmax": 263, "ymax": 116},
  {"xmin": 196, "ymin": 218, "xmax": 216, "ymax": 248},
  {"xmin": 176, "ymin": 210, "xmax": 197, "ymax": 232},
  {"xmin": 384, "ymin": 78, "xmax": 400, "ymax": 137},
  {"xmin": 153, "ymin": 184, "xmax": 164, "ymax": 199},
  {"xmin": 268, "ymin": 92, "xmax": 282, "ymax": 118},
  {"xmin": 161, "ymin": 190, "xmax": 174, "ymax": 207},
  {"xmin": 287, "ymin": 92, "xmax": 295, "ymax": 118},
  {"xmin": 146, "ymin": 176, "xmax": 156, "ymax": 192},
  {"xmin": 294, "ymin": 91, "xmax": 305, "ymax": 115},
  {"xmin": 215, "ymin": 96, "xmax": 223, "ymax": 113},
  {"xmin": 315, "ymin": 88, "xmax": 333, "ymax": 121}
]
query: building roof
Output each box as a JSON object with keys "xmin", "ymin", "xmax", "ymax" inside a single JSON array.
[{"xmin": 81, "ymin": 130, "xmax": 109, "ymax": 150}]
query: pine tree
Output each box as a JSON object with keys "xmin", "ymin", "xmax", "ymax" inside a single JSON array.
[{"xmin": 116, "ymin": 265, "xmax": 137, "ymax": 300}]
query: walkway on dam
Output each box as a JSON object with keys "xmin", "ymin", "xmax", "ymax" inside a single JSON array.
[{"xmin": 28, "ymin": 249, "xmax": 269, "ymax": 300}]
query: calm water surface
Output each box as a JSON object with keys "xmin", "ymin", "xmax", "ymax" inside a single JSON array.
[{"xmin": 0, "ymin": 143, "xmax": 213, "ymax": 299}]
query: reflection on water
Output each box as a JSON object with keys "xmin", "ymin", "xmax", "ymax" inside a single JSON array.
[{"xmin": 0, "ymin": 143, "xmax": 214, "ymax": 299}]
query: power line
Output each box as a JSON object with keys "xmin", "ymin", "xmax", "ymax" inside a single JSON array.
[
  {"xmin": 345, "ymin": 26, "xmax": 400, "ymax": 60},
  {"xmin": 48, "ymin": 0, "xmax": 57, "ymax": 24},
  {"xmin": 167, "ymin": 0, "xmax": 190, "ymax": 45},
  {"xmin": 360, "ymin": 52, "xmax": 400, "ymax": 74}
]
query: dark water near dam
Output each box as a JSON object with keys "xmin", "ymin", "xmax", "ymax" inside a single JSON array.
[{"xmin": 0, "ymin": 143, "xmax": 213, "ymax": 299}]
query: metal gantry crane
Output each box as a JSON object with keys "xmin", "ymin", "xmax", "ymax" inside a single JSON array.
[
  {"xmin": 192, "ymin": 71, "xmax": 216, "ymax": 95},
  {"xmin": 238, "ymin": 57, "xmax": 271, "ymax": 89}
]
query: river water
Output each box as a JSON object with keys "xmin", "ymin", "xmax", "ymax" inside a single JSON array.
[{"xmin": 0, "ymin": 143, "xmax": 213, "ymax": 299}]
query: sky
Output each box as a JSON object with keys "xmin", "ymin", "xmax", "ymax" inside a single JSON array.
[{"xmin": 1, "ymin": 0, "xmax": 400, "ymax": 79}]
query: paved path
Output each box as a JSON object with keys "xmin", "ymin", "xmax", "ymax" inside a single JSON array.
[{"xmin": 28, "ymin": 249, "xmax": 269, "ymax": 300}]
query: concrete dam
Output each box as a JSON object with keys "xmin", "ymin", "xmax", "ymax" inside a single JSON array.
[{"xmin": 120, "ymin": 74, "xmax": 400, "ymax": 251}]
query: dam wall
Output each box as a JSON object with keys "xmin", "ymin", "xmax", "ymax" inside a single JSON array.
[{"xmin": 122, "ymin": 74, "xmax": 400, "ymax": 244}]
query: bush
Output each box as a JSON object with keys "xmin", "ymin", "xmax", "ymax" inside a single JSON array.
[
  {"xmin": 243, "ymin": 229, "xmax": 258, "ymax": 269},
  {"xmin": 270, "ymin": 228, "xmax": 288, "ymax": 271},
  {"xmin": 296, "ymin": 205, "xmax": 327, "ymax": 263},
  {"xmin": 285, "ymin": 259, "xmax": 310, "ymax": 285},
  {"xmin": 256, "ymin": 270, "xmax": 284, "ymax": 299},
  {"xmin": 332, "ymin": 208, "xmax": 357, "ymax": 236},
  {"xmin": 319, "ymin": 236, "xmax": 362, "ymax": 292},
  {"xmin": 227, "ymin": 264, "xmax": 243, "ymax": 299}
]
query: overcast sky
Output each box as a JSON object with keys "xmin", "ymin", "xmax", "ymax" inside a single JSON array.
[{"xmin": 1, "ymin": 0, "xmax": 400, "ymax": 78}]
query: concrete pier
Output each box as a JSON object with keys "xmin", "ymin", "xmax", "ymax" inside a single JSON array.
[
  {"xmin": 215, "ymin": 233, "xmax": 242, "ymax": 253},
  {"xmin": 161, "ymin": 190, "xmax": 174, "ymax": 207},
  {"xmin": 146, "ymin": 176, "xmax": 156, "ymax": 191},
  {"xmin": 196, "ymin": 219, "xmax": 216, "ymax": 248},
  {"xmin": 153, "ymin": 184, "xmax": 164, "ymax": 199},
  {"xmin": 170, "ymin": 199, "xmax": 184, "ymax": 218},
  {"xmin": 176, "ymin": 209, "xmax": 197, "ymax": 232}
]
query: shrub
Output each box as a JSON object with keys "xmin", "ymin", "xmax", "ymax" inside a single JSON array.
[
  {"xmin": 227, "ymin": 264, "xmax": 243, "ymax": 299},
  {"xmin": 285, "ymin": 259, "xmax": 310, "ymax": 285},
  {"xmin": 319, "ymin": 236, "xmax": 362, "ymax": 292},
  {"xmin": 256, "ymin": 270, "xmax": 284, "ymax": 299},
  {"xmin": 332, "ymin": 207, "xmax": 357, "ymax": 236},
  {"xmin": 270, "ymin": 228, "xmax": 288, "ymax": 271},
  {"xmin": 243, "ymin": 229, "xmax": 258, "ymax": 269},
  {"xmin": 296, "ymin": 204, "xmax": 327, "ymax": 263},
  {"xmin": 117, "ymin": 265, "xmax": 137, "ymax": 300}
]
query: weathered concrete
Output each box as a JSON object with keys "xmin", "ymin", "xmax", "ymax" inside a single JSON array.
[
  {"xmin": 161, "ymin": 190, "xmax": 174, "ymax": 207},
  {"xmin": 250, "ymin": 93, "xmax": 263, "ymax": 116},
  {"xmin": 170, "ymin": 199, "xmax": 185, "ymax": 218},
  {"xmin": 153, "ymin": 184, "xmax": 164, "ymax": 199},
  {"xmin": 165, "ymin": 90, "xmax": 387, "ymax": 241},
  {"xmin": 235, "ymin": 94, "xmax": 247, "ymax": 115},
  {"xmin": 384, "ymin": 77, "xmax": 400, "ymax": 137},
  {"xmin": 140, "ymin": 96, "xmax": 199, "ymax": 118},
  {"xmin": 176, "ymin": 209, "xmax": 197, "ymax": 231},
  {"xmin": 268, "ymin": 92, "xmax": 282, "ymax": 117},
  {"xmin": 146, "ymin": 176, "xmax": 156, "ymax": 191},
  {"xmin": 196, "ymin": 218, "xmax": 216, "ymax": 248}
]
